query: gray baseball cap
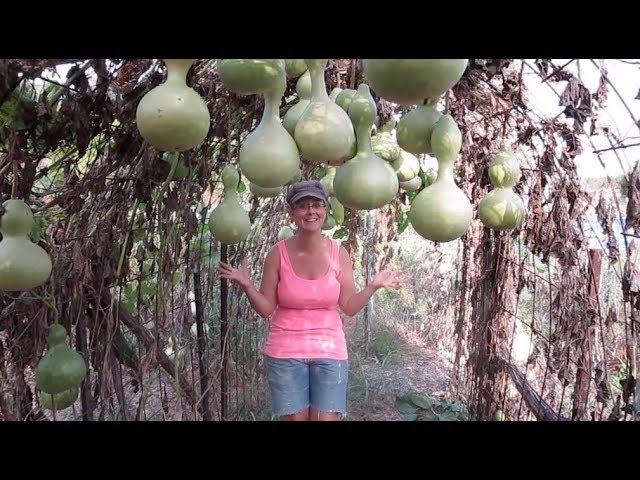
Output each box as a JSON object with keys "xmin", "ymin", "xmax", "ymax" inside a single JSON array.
[{"xmin": 286, "ymin": 180, "xmax": 329, "ymax": 206}]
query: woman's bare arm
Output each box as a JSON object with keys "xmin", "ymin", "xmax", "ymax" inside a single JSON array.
[{"xmin": 218, "ymin": 246, "xmax": 280, "ymax": 318}]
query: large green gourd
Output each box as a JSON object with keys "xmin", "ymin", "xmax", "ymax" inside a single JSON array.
[
  {"xmin": 218, "ymin": 59, "xmax": 286, "ymax": 95},
  {"xmin": 136, "ymin": 60, "xmax": 210, "ymax": 152},
  {"xmin": 35, "ymin": 324, "xmax": 87, "ymax": 395},
  {"xmin": 333, "ymin": 84, "xmax": 399, "ymax": 210},
  {"xmin": 239, "ymin": 67, "xmax": 300, "ymax": 188},
  {"xmin": 409, "ymin": 115, "xmax": 471, "ymax": 242},
  {"xmin": 478, "ymin": 143, "xmax": 527, "ymax": 230},
  {"xmin": 397, "ymin": 99, "xmax": 443, "ymax": 154},
  {"xmin": 283, "ymin": 71, "xmax": 312, "ymax": 136},
  {"xmin": 285, "ymin": 59, "xmax": 307, "ymax": 78},
  {"xmin": 208, "ymin": 166, "xmax": 252, "ymax": 245},
  {"xmin": 363, "ymin": 59, "xmax": 468, "ymax": 106},
  {"xmin": 294, "ymin": 60, "xmax": 356, "ymax": 165},
  {"xmin": 0, "ymin": 199, "xmax": 52, "ymax": 291}
]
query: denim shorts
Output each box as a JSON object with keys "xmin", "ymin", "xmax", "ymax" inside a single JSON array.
[{"xmin": 264, "ymin": 356, "xmax": 348, "ymax": 418}]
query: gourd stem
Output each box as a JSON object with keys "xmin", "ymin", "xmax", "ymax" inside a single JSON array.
[
  {"xmin": 356, "ymin": 123, "xmax": 372, "ymax": 153},
  {"xmin": 261, "ymin": 73, "xmax": 285, "ymax": 126},
  {"xmin": 307, "ymin": 62, "xmax": 329, "ymax": 101},
  {"xmin": 436, "ymin": 156, "xmax": 456, "ymax": 181},
  {"xmin": 164, "ymin": 59, "xmax": 193, "ymax": 85}
]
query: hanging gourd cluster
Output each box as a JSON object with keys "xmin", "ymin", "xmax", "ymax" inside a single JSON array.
[
  {"xmin": 0, "ymin": 59, "xmax": 530, "ymax": 413},
  {"xmin": 132, "ymin": 59, "xmax": 528, "ymax": 245},
  {"xmin": 0, "ymin": 200, "xmax": 87, "ymax": 413}
]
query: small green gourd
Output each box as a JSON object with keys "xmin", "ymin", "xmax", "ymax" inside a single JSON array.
[
  {"xmin": 35, "ymin": 324, "xmax": 87, "ymax": 395},
  {"xmin": 478, "ymin": 143, "xmax": 527, "ymax": 230},
  {"xmin": 208, "ymin": 165, "xmax": 252, "ymax": 244}
]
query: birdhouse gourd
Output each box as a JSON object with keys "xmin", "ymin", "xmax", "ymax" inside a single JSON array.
[
  {"xmin": 333, "ymin": 84, "xmax": 398, "ymax": 210},
  {"xmin": 478, "ymin": 143, "xmax": 527, "ymax": 230},
  {"xmin": 208, "ymin": 165, "xmax": 252, "ymax": 245},
  {"xmin": 294, "ymin": 60, "xmax": 356, "ymax": 165},
  {"xmin": 239, "ymin": 67, "xmax": 300, "ymax": 188},
  {"xmin": 136, "ymin": 59, "xmax": 210, "ymax": 152},
  {"xmin": 409, "ymin": 115, "xmax": 472, "ymax": 242},
  {"xmin": 35, "ymin": 324, "xmax": 87, "ymax": 395},
  {"xmin": 0, "ymin": 199, "xmax": 52, "ymax": 291}
]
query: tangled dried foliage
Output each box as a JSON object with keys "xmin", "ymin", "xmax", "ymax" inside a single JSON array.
[{"xmin": 0, "ymin": 59, "xmax": 636, "ymax": 421}]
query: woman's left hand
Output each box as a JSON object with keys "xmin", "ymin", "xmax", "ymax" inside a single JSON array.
[{"xmin": 371, "ymin": 268, "xmax": 405, "ymax": 290}]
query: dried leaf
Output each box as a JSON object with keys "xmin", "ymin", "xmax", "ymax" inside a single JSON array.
[
  {"xmin": 596, "ymin": 194, "xmax": 619, "ymax": 263},
  {"xmin": 625, "ymin": 163, "xmax": 640, "ymax": 233}
]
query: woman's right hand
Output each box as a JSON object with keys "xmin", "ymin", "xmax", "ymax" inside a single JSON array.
[{"xmin": 218, "ymin": 258, "xmax": 252, "ymax": 289}]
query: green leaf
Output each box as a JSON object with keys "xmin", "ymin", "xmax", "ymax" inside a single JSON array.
[
  {"xmin": 395, "ymin": 396, "xmax": 419, "ymax": 415},
  {"xmin": 238, "ymin": 181, "xmax": 246, "ymax": 193},
  {"xmin": 332, "ymin": 227, "xmax": 349, "ymax": 239},
  {"xmin": 403, "ymin": 413, "xmax": 419, "ymax": 421},
  {"xmin": 30, "ymin": 214, "xmax": 47, "ymax": 243}
]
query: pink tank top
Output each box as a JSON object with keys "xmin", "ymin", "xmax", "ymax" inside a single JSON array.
[{"xmin": 264, "ymin": 238, "xmax": 348, "ymax": 360}]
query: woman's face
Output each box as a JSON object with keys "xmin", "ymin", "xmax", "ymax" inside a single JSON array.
[{"xmin": 289, "ymin": 196, "xmax": 327, "ymax": 232}]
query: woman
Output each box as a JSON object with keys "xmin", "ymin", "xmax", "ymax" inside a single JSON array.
[{"xmin": 218, "ymin": 180, "xmax": 403, "ymax": 421}]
